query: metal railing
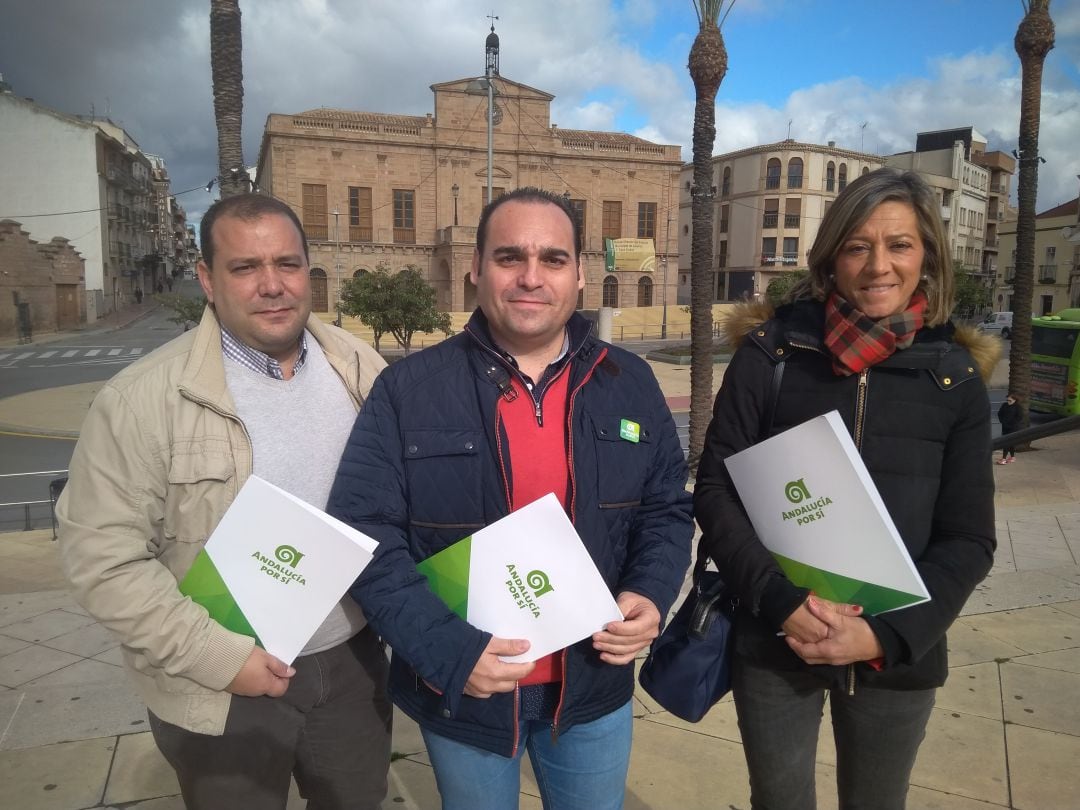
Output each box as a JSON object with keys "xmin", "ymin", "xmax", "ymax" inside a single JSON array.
[
  {"xmin": 0, "ymin": 470, "xmax": 68, "ymax": 535},
  {"xmin": 992, "ymin": 415, "xmax": 1080, "ymax": 451}
]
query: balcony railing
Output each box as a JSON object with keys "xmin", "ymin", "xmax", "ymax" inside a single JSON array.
[
  {"xmin": 985, "ymin": 238, "xmax": 999, "ymax": 248},
  {"xmin": 838, "ymin": 180, "xmax": 847, "ymax": 192},
  {"xmin": 784, "ymin": 214, "xmax": 801, "ymax": 228},
  {"xmin": 825, "ymin": 179, "xmax": 835, "ymax": 192},
  {"xmin": 720, "ymin": 182, "xmax": 731, "ymax": 197},
  {"xmin": 719, "ymin": 219, "xmax": 729, "ymax": 234},
  {"xmin": 762, "ymin": 213, "xmax": 778, "ymax": 228},
  {"xmin": 307, "ymin": 224, "xmax": 329, "ymax": 240},
  {"xmin": 349, "ymin": 225, "xmax": 373, "ymax": 242},
  {"xmin": 787, "ymin": 176, "xmax": 803, "ymax": 190},
  {"xmin": 760, "ymin": 253, "xmax": 776, "ymax": 266},
  {"xmin": 1005, "ymin": 265, "xmax": 1016, "ymax": 282},
  {"xmin": 765, "ymin": 176, "xmax": 781, "ymax": 190},
  {"xmin": 393, "ymin": 227, "xmax": 416, "ymax": 245},
  {"xmin": 1040, "ymin": 265, "xmax": 1058, "ymax": 284}
]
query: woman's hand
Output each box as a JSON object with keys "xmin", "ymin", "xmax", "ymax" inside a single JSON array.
[
  {"xmin": 781, "ymin": 596, "xmax": 864, "ymax": 643},
  {"xmin": 785, "ymin": 596, "xmax": 883, "ymax": 665}
]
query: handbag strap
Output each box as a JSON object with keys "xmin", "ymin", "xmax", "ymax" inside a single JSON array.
[{"xmin": 695, "ymin": 357, "xmax": 787, "ymax": 580}]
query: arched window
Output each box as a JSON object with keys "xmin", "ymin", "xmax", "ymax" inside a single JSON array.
[
  {"xmin": 765, "ymin": 158, "xmax": 782, "ymax": 190},
  {"xmin": 787, "ymin": 157, "xmax": 803, "ymax": 189},
  {"xmin": 310, "ymin": 267, "xmax": 328, "ymax": 312},
  {"xmin": 721, "ymin": 166, "xmax": 732, "ymax": 197},
  {"xmin": 602, "ymin": 276, "xmax": 619, "ymax": 308},
  {"xmin": 862, "ymin": 166, "xmax": 870, "ymax": 176},
  {"xmin": 838, "ymin": 163, "xmax": 848, "ymax": 192},
  {"xmin": 826, "ymin": 161, "xmax": 836, "ymax": 192},
  {"xmin": 637, "ymin": 276, "xmax": 653, "ymax": 307},
  {"xmin": 352, "ymin": 268, "xmax": 369, "ymax": 278}
]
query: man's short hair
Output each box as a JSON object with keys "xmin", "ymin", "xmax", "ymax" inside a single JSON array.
[
  {"xmin": 475, "ymin": 187, "xmax": 582, "ymax": 265},
  {"xmin": 199, "ymin": 194, "xmax": 309, "ymax": 269}
]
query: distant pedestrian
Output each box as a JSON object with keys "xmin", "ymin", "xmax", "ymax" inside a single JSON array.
[
  {"xmin": 166, "ymin": 277, "xmax": 173, "ymax": 292},
  {"xmin": 155, "ymin": 281, "xmax": 164, "ymax": 294},
  {"xmin": 998, "ymin": 393, "xmax": 1023, "ymax": 464},
  {"xmin": 134, "ymin": 287, "xmax": 143, "ymax": 304}
]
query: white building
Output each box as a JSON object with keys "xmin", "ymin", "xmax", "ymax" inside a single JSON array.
[{"xmin": 0, "ymin": 89, "xmax": 162, "ymax": 321}]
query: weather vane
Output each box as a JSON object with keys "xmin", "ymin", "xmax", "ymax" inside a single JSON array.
[{"xmin": 487, "ymin": 10, "xmax": 499, "ymax": 30}]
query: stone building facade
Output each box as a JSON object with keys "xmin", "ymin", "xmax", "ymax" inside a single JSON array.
[
  {"xmin": 0, "ymin": 220, "xmax": 86, "ymax": 340},
  {"xmin": 255, "ymin": 34, "xmax": 682, "ymax": 314}
]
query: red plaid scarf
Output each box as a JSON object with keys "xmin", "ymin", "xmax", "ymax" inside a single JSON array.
[{"xmin": 823, "ymin": 291, "xmax": 928, "ymax": 376}]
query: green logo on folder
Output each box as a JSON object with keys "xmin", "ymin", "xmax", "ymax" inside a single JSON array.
[
  {"xmin": 619, "ymin": 419, "xmax": 640, "ymax": 443},
  {"xmin": 784, "ymin": 479, "xmax": 810, "ymax": 503}
]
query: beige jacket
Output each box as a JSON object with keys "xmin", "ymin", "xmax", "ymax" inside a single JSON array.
[{"xmin": 57, "ymin": 308, "xmax": 385, "ymax": 735}]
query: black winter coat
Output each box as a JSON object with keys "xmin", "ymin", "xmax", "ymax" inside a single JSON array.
[
  {"xmin": 694, "ymin": 300, "xmax": 996, "ymax": 691},
  {"xmin": 328, "ymin": 311, "xmax": 693, "ymax": 756},
  {"xmin": 998, "ymin": 400, "xmax": 1023, "ymax": 435}
]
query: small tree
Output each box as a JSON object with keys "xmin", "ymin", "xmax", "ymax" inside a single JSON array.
[
  {"xmin": 951, "ymin": 261, "xmax": 992, "ymax": 321},
  {"xmin": 765, "ymin": 270, "xmax": 808, "ymax": 307},
  {"xmin": 339, "ymin": 264, "xmax": 452, "ymax": 354},
  {"xmin": 339, "ymin": 265, "xmax": 395, "ymax": 352},
  {"xmin": 156, "ymin": 293, "xmax": 206, "ymax": 331}
]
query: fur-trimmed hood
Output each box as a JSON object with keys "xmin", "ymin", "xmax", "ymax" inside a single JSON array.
[{"xmin": 718, "ymin": 299, "xmax": 1002, "ymax": 383}]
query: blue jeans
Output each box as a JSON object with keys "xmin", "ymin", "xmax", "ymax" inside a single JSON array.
[
  {"xmin": 732, "ymin": 656, "xmax": 935, "ymax": 810},
  {"xmin": 421, "ymin": 699, "xmax": 633, "ymax": 810}
]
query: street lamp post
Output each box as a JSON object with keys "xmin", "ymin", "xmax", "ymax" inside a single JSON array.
[
  {"xmin": 452, "ymin": 183, "xmax": 460, "ymax": 227},
  {"xmin": 332, "ymin": 210, "xmax": 342, "ymax": 326}
]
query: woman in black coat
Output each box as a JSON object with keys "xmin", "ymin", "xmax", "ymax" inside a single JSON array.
[
  {"xmin": 695, "ymin": 168, "xmax": 998, "ymax": 810},
  {"xmin": 997, "ymin": 394, "xmax": 1023, "ymax": 463}
]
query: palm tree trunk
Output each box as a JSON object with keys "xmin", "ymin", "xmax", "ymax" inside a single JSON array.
[
  {"xmin": 210, "ymin": 0, "xmax": 248, "ymax": 198},
  {"xmin": 1010, "ymin": 0, "xmax": 1055, "ymax": 426},
  {"xmin": 687, "ymin": 11, "xmax": 728, "ymax": 469}
]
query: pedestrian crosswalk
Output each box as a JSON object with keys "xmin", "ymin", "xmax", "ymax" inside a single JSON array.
[{"xmin": 0, "ymin": 346, "xmax": 146, "ymax": 367}]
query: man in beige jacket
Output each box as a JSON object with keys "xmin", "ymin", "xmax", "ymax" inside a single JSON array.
[{"xmin": 58, "ymin": 194, "xmax": 389, "ymax": 810}]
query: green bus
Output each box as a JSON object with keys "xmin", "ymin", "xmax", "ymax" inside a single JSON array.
[{"xmin": 1030, "ymin": 309, "xmax": 1080, "ymax": 415}]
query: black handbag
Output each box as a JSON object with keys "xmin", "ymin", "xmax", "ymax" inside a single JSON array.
[
  {"xmin": 638, "ymin": 545, "xmax": 738, "ymax": 722},
  {"xmin": 638, "ymin": 359, "xmax": 785, "ymax": 722}
]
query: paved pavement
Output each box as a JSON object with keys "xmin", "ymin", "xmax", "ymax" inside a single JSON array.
[{"xmin": 1, "ymin": 338, "xmax": 1079, "ymax": 808}]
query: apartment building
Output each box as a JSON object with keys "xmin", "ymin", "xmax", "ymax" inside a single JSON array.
[
  {"xmin": 255, "ymin": 27, "xmax": 682, "ymax": 313},
  {"xmin": 998, "ymin": 197, "xmax": 1079, "ymax": 315},
  {"xmin": 676, "ymin": 140, "xmax": 884, "ymax": 302}
]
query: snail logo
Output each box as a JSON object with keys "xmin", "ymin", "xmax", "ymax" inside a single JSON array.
[
  {"xmin": 526, "ymin": 569, "xmax": 554, "ymax": 598},
  {"xmin": 784, "ymin": 479, "xmax": 811, "ymax": 504},
  {"xmin": 274, "ymin": 545, "xmax": 305, "ymax": 567}
]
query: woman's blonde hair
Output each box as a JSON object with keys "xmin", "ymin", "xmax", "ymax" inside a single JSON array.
[{"xmin": 788, "ymin": 167, "xmax": 955, "ymax": 326}]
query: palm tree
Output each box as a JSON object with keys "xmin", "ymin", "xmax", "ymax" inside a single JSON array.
[
  {"xmin": 210, "ymin": 0, "xmax": 248, "ymax": 198},
  {"xmin": 1010, "ymin": 0, "xmax": 1055, "ymax": 425},
  {"xmin": 687, "ymin": 0, "xmax": 732, "ymax": 468}
]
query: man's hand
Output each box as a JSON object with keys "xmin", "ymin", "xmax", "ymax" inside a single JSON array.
[
  {"xmin": 591, "ymin": 591, "xmax": 661, "ymax": 665},
  {"xmin": 464, "ymin": 637, "xmax": 536, "ymax": 698},
  {"xmin": 785, "ymin": 596, "xmax": 882, "ymax": 666},
  {"xmin": 226, "ymin": 647, "xmax": 295, "ymax": 697}
]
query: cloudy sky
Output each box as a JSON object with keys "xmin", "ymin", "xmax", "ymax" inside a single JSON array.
[{"xmin": 2, "ymin": 0, "xmax": 1078, "ymax": 230}]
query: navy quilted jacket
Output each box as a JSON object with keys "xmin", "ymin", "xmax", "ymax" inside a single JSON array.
[{"xmin": 328, "ymin": 311, "xmax": 693, "ymax": 756}]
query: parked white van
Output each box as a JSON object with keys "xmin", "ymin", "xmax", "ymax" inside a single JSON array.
[{"xmin": 977, "ymin": 311, "xmax": 1013, "ymax": 339}]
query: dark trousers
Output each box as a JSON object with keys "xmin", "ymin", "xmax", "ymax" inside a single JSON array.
[
  {"xmin": 150, "ymin": 626, "xmax": 392, "ymax": 810},
  {"xmin": 732, "ymin": 656, "xmax": 935, "ymax": 810}
]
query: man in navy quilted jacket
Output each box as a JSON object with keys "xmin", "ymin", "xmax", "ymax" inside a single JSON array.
[{"xmin": 328, "ymin": 187, "xmax": 692, "ymax": 810}]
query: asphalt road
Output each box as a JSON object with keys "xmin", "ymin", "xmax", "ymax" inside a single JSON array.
[{"xmin": 0, "ymin": 305, "xmax": 186, "ymax": 531}]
